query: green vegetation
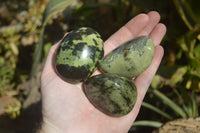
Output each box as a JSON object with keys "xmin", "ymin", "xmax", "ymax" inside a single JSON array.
[{"xmin": 0, "ymin": 0, "xmax": 199, "ymax": 132}]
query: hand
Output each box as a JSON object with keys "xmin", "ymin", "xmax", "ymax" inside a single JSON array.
[{"xmin": 39, "ymin": 11, "xmax": 166, "ymax": 133}]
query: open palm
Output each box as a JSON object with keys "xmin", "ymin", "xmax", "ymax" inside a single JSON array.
[{"xmin": 39, "ymin": 11, "xmax": 166, "ymax": 133}]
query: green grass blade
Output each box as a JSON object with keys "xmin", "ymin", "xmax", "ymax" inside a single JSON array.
[
  {"xmin": 173, "ymin": 0, "xmax": 195, "ymax": 30},
  {"xmin": 31, "ymin": 27, "xmax": 45, "ymax": 77},
  {"xmin": 182, "ymin": 104, "xmax": 191, "ymax": 117},
  {"xmin": 142, "ymin": 102, "xmax": 173, "ymax": 120},
  {"xmin": 151, "ymin": 89, "xmax": 187, "ymax": 118},
  {"xmin": 42, "ymin": 0, "xmax": 77, "ymax": 26},
  {"xmin": 131, "ymin": 120, "xmax": 163, "ymax": 128},
  {"xmin": 192, "ymin": 90, "xmax": 199, "ymax": 117},
  {"xmin": 31, "ymin": 0, "xmax": 76, "ymax": 77},
  {"xmin": 173, "ymin": 87, "xmax": 191, "ymax": 117}
]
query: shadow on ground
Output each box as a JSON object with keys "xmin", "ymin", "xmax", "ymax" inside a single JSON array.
[{"xmin": 0, "ymin": 101, "xmax": 42, "ymax": 133}]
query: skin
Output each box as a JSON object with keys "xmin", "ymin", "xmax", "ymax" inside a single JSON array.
[{"xmin": 38, "ymin": 11, "xmax": 166, "ymax": 133}]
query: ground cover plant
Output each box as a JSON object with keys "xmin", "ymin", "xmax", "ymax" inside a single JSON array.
[{"xmin": 0, "ymin": 0, "xmax": 199, "ymax": 133}]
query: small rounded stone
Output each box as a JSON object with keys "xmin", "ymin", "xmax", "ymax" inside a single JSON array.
[
  {"xmin": 55, "ymin": 27, "xmax": 104, "ymax": 84},
  {"xmin": 84, "ymin": 73, "xmax": 137, "ymax": 117},
  {"xmin": 100, "ymin": 36, "xmax": 155, "ymax": 78}
]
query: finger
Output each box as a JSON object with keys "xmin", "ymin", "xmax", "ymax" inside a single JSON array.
[
  {"xmin": 149, "ymin": 23, "xmax": 166, "ymax": 46},
  {"xmin": 104, "ymin": 13, "xmax": 149, "ymax": 55},
  {"xmin": 134, "ymin": 45, "xmax": 164, "ymax": 99},
  {"xmin": 138, "ymin": 11, "xmax": 161, "ymax": 36}
]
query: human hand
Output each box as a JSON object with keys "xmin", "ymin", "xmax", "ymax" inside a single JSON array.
[{"xmin": 39, "ymin": 11, "xmax": 166, "ymax": 133}]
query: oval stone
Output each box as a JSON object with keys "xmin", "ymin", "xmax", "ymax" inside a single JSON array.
[
  {"xmin": 84, "ymin": 73, "xmax": 137, "ymax": 117},
  {"xmin": 55, "ymin": 27, "xmax": 104, "ymax": 84},
  {"xmin": 100, "ymin": 36, "xmax": 155, "ymax": 78}
]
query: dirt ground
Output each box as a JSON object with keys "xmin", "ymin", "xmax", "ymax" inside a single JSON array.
[{"xmin": 0, "ymin": 101, "xmax": 42, "ymax": 133}]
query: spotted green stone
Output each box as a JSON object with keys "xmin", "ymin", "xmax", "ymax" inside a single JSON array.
[
  {"xmin": 84, "ymin": 73, "xmax": 137, "ymax": 117},
  {"xmin": 100, "ymin": 36, "xmax": 155, "ymax": 78},
  {"xmin": 55, "ymin": 27, "xmax": 104, "ymax": 84}
]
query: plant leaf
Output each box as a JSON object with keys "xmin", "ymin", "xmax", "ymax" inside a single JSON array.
[
  {"xmin": 142, "ymin": 102, "xmax": 173, "ymax": 120},
  {"xmin": 193, "ymin": 43, "xmax": 200, "ymax": 59},
  {"xmin": 42, "ymin": 0, "xmax": 77, "ymax": 26},
  {"xmin": 131, "ymin": 120, "xmax": 163, "ymax": 128},
  {"xmin": 192, "ymin": 90, "xmax": 199, "ymax": 116},
  {"xmin": 180, "ymin": 0, "xmax": 200, "ymax": 24},
  {"xmin": 166, "ymin": 66, "xmax": 187, "ymax": 87},
  {"xmin": 150, "ymin": 89, "xmax": 187, "ymax": 118},
  {"xmin": 31, "ymin": 27, "xmax": 45, "ymax": 77},
  {"xmin": 31, "ymin": 0, "xmax": 77, "ymax": 77},
  {"xmin": 173, "ymin": 87, "xmax": 190, "ymax": 117},
  {"xmin": 173, "ymin": 0, "xmax": 195, "ymax": 30},
  {"xmin": 190, "ymin": 68, "xmax": 200, "ymax": 79},
  {"xmin": 151, "ymin": 75, "xmax": 164, "ymax": 89}
]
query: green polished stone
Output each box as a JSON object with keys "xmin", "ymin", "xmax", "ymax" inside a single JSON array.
[
  {"xmin": 55, "ymin": 27, "xmax": 104, "ymax": 84},
  {"xmin": 84, "ymin": 73, "xmax": 137, "ymax": 117},
  {"xmin": 100, "ymin": 36, "xmax": 155, "ymax": 78}
]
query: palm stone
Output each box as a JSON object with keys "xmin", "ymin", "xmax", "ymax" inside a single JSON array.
[
  {"xmin": 100, "ymin": 36, "xmax": 155, "ymax": 78},
  {"xmin": 84, "ymin": 73, "xmax": 137, "ymax": 117},
  {"xmin": 55, "ymin": 27, "xmax": 104, "ymax": 84}
]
